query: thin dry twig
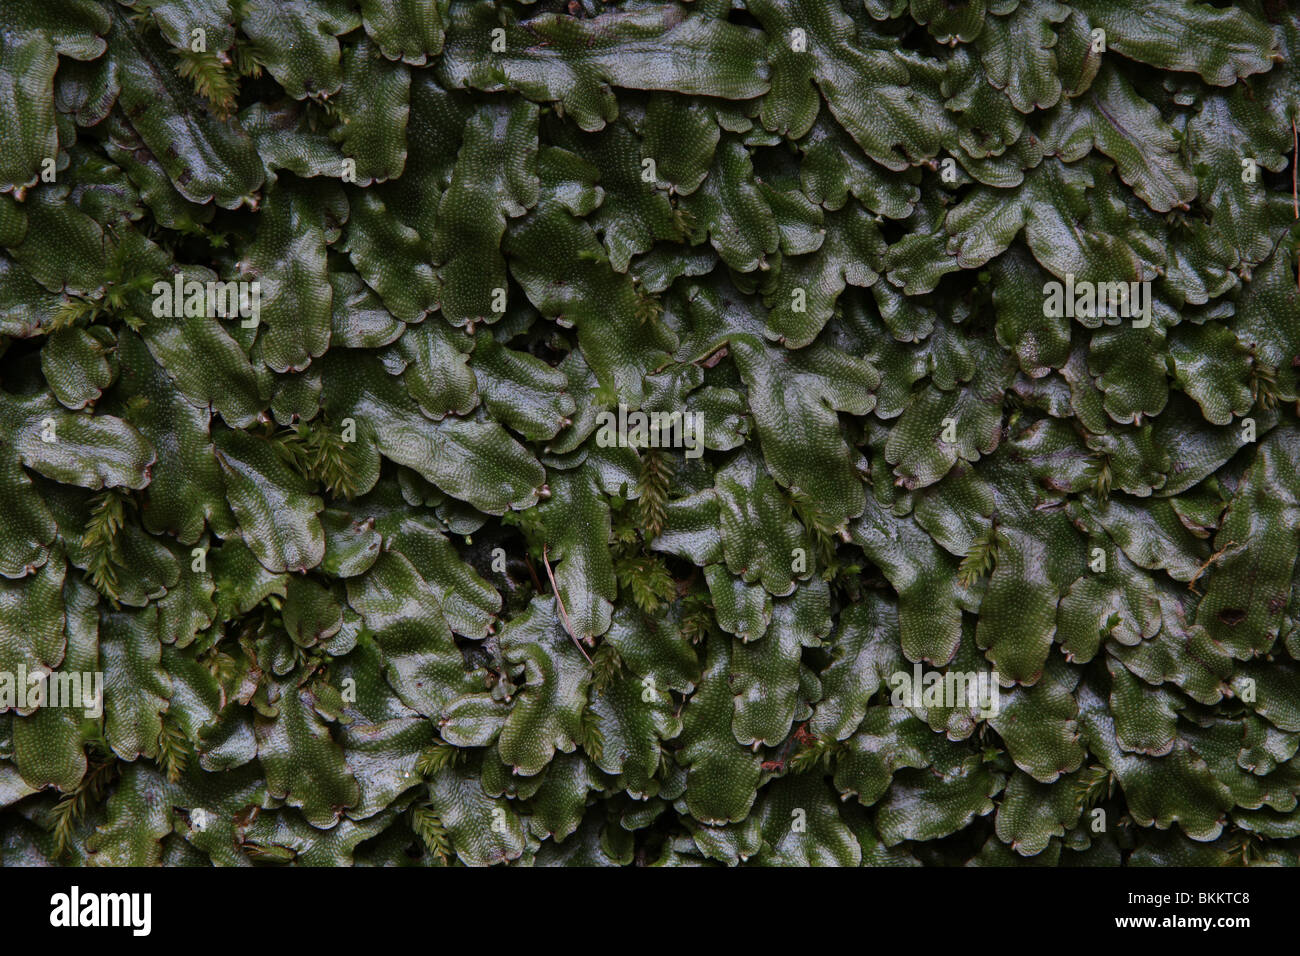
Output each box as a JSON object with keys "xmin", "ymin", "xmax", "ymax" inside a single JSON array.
[
  {"xmin": 542, "ymin": 544, "xmax": 593, "ymax": 664},
  {"xmin": 1187, "ymin": 540, "xmax": 1242, "ymax": 596}
]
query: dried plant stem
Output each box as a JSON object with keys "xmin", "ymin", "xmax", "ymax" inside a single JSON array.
[{"xmin": 542, "ymin": 544, "xmax": 592, "ymax": 664}]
